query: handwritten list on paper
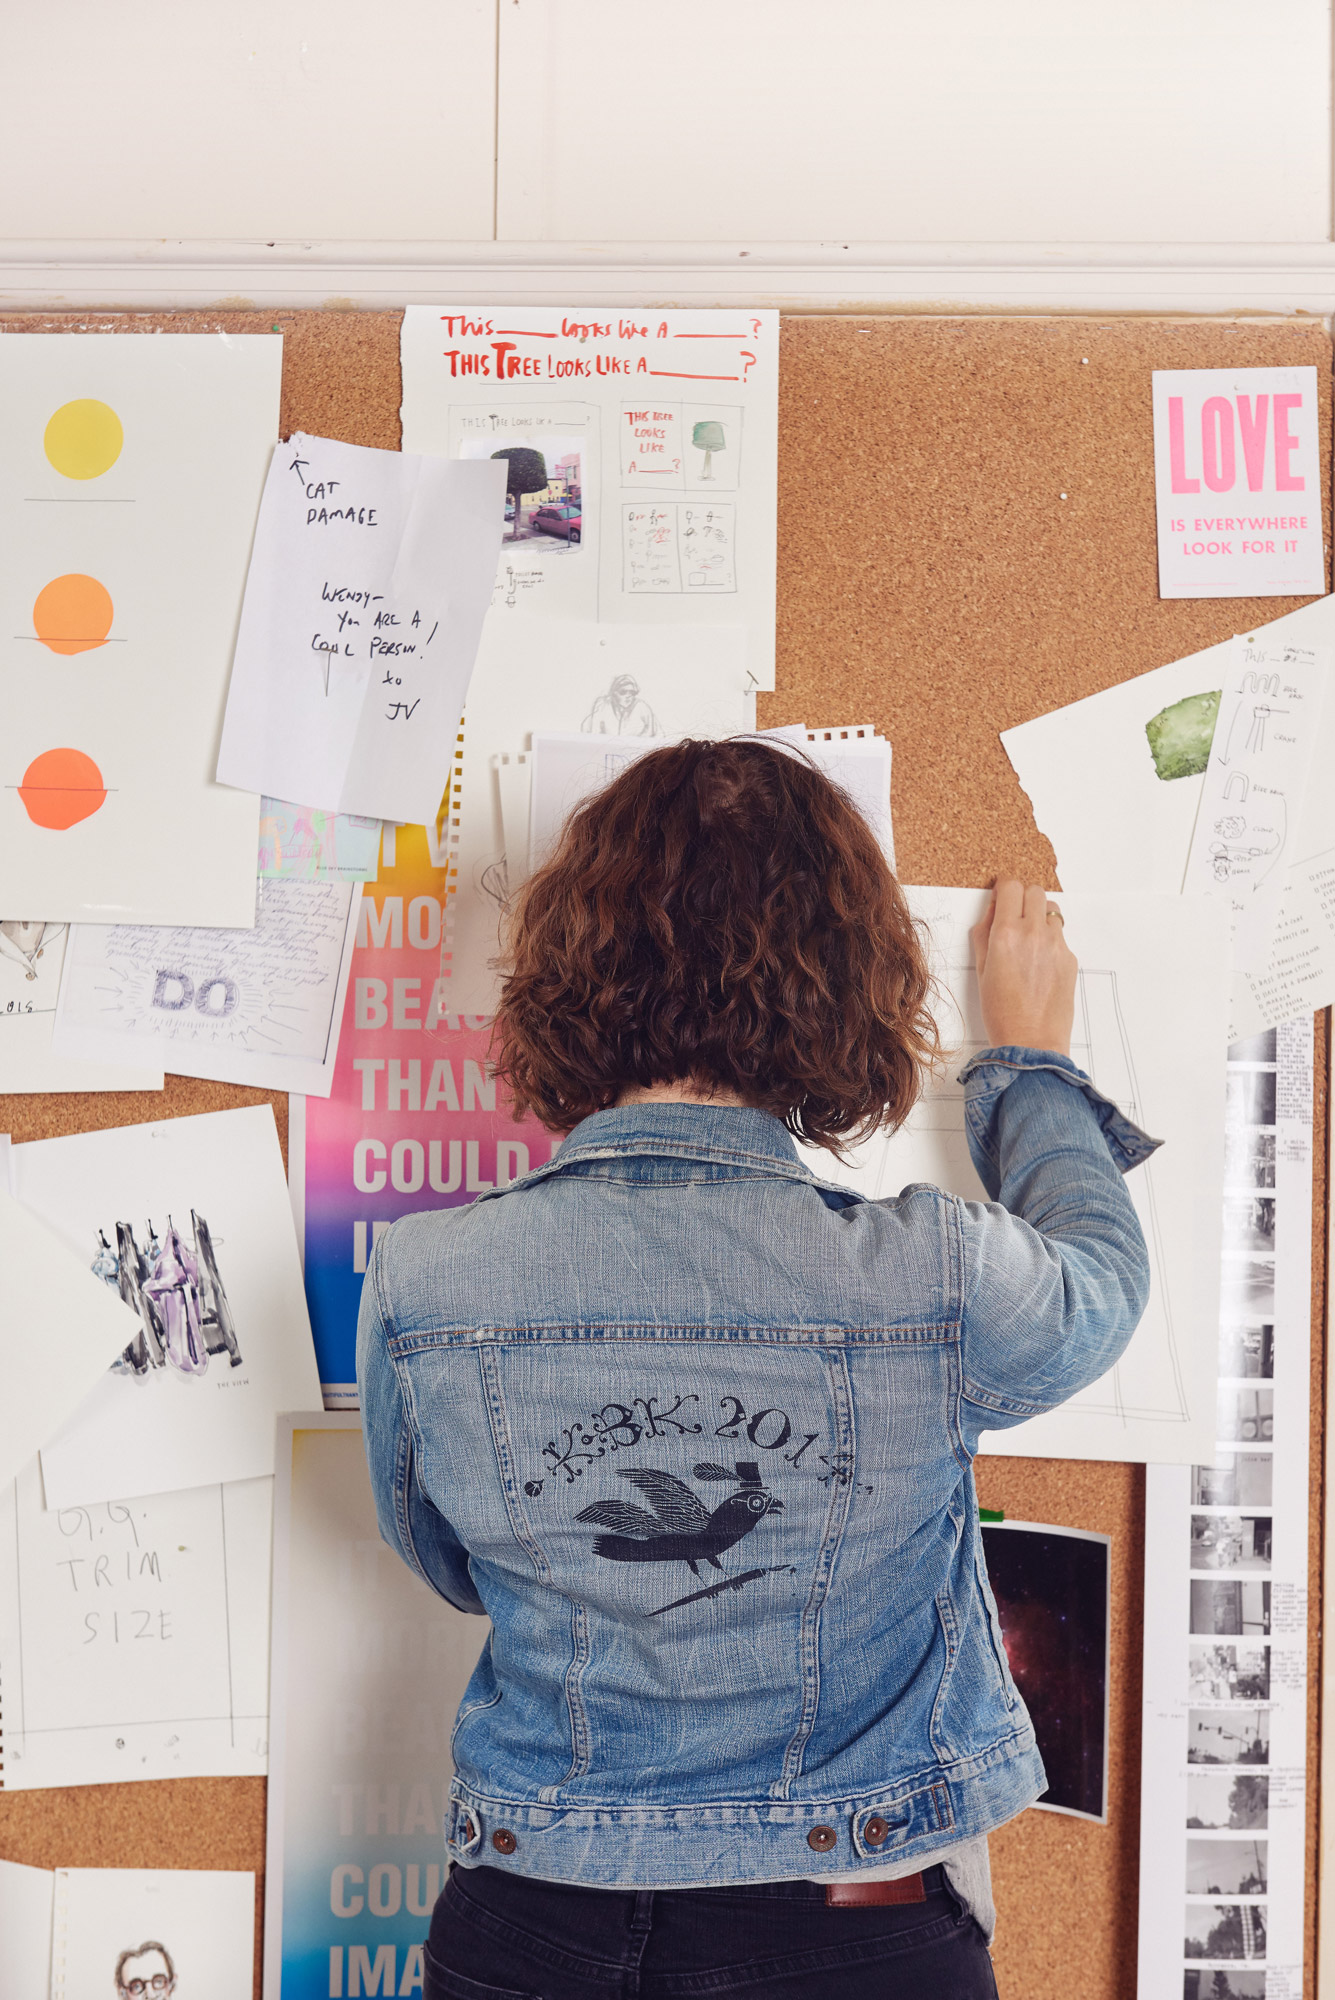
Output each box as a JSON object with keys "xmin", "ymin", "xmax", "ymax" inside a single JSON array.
[{"xmin": 216, "ymin": 433, "xmax": 505, "ymax": 824}]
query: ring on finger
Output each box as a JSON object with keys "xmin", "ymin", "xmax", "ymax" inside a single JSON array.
[{"xmin": 1045, "ymin": 905, "xmax": 1064, "ymax": 924}]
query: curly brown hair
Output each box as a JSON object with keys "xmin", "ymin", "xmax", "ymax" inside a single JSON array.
[{"xmin": 492, "ymin": 738, "xmax": 940, "ymax": 1150}]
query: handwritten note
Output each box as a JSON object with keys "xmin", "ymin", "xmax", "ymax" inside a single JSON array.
[
  {"xmin": 53, "ymin": 877, "xmax": 361, "ymax": 1095},
  {"xmin": 0, "ymin": 1461, "xmax": 271, "ymax": 1787},
  {"xmin": 216, "ymin": 433, "xmax": 505, "ymax": 823},
  {"xmin": 1183, "ymin": 636, "xmax": 1328, "ymax": 972}
]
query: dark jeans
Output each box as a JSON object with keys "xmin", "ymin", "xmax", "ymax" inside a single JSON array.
[{"xmin": 423, "ymin": 1862, "xmax": 999, "ymax": 1999}]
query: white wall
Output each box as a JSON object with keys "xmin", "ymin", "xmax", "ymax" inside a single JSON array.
[
  {"xmin": 2, "ymin": 0, "xmax": 496, "ymax": 240},
  {"xmin": 497, "ymin": 0, "xmax": 1332, "ymax": 245},
  {"xmin": 2, "ymin": 0, "xmax": 1331, "ymax": 248}
]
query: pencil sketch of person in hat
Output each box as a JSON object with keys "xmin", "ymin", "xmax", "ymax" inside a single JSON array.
[{"xmin": 582, "ymin": 674, "xmax": 658, "ymax": 737}]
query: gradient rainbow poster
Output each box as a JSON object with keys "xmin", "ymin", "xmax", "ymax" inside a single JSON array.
[{"xmin": 291, "ymin": 810, "xmax": 549, "ymax": 1403}]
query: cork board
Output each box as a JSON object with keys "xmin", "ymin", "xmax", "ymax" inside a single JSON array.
[{"xmin": 0, "ymin": 310, "xmax": 1329, "ymax": 2000}]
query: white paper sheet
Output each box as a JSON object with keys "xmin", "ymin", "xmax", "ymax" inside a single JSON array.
[
  {"xmin": 0, "ymin": 333, "xmax": 280, "ymax": 927},
  {"xmin": 10, "ymin": 1105, "xmax": 321, "ymax": 1509},
  {"xmin": 1152, "ymin": 367, "xmax": 1324, "ymax": 598},
  {"xmin": 799, "ymin": 725, "xmax": 895, "ymax": 866},
  {"xmin": 800, "ymin": 887, "xmax": 1230, "ymax": 1465},
  {"xmin": 259, "ymin": 798, "xmax": 382, "ymax": 882},
  {"xmin": 0, "ymin": 1859, "xmax": 53, "ymax": 1999},
  {"xmin": 50, "ymin": 1867, "xmax": 254, "ymax": 2000},
  {"xmin": 53, "ymin": 877, "xmax": 362, "ymax": 1096},
  {"xmin": 400, "ymin": 307, "xmax": 778, "ymax": 687},
  {"xmin": 439, "ymin": 623, "xmax": 751, "ymax": 1015},
  {"xmin": 0, "ymin": 1461, "xmax": 271, "ymax": 1788},
  {"xmin": 0, "ymin": 920, "xmax": 163, "ymax": 1095},
  {"xmin": 217, "ymin": 433, "xmax": 505, "ymax": 823},
  {"xmin": 528, "ymin": 730, "xmax": 671, "ymax": 871},
  {"xmin": 1183, "ymin": 637, "xmax": 1328, "ymax": 972},
  {"xmin": 264, "ymin": 1415, "xmax": 483, "ymax": 1997},
  {"xmin": 493, "ymin": 749, "xmax": 532, "ymax": 883},
  {"xmin": 1137, "ymin": 1022, "xmax": 1310, "ymax": 1998},
  {"xmin": 1001, "ymin": 594, "xmax": 1335, "ymax": 1037},
  {"xmin": 0, "ymin": 1186, "xmax": 142, "ymax": 1486}
]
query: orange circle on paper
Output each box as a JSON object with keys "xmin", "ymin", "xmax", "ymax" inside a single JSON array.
[
  {"xmin": 32, "ymin": 573, "xmax": 115, "ymax": 655},
  {"xmin": 18, "ymin": 748, "xmax": 107, "ymax": 829}
]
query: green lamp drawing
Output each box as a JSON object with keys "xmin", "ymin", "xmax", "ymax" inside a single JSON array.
[{"xmin": 692, "ymin": 420, "xmax": 726, "ymax": 481}]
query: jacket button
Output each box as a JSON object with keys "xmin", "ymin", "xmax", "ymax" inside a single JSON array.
[
  {"xmin": 864, "ymin": 1816, "xmax": 890, "ymax": 1847},
  {"xmin": 491, "ymin": 1829, "xmax": 517, "ymax": 1855},
  {"xmin": 807, "ymin": 1826, "xmax": 837, "ymax": 1852}
]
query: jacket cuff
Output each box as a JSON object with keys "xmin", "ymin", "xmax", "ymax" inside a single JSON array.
[{"xmin": 958, "ymin": 1046, "xmax": 1162, "ymax": 1182}]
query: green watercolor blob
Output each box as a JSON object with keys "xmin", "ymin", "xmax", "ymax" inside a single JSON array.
[{"xmin": 1144, "ymin": 690, "xmax": 1222, "ymax": 781}]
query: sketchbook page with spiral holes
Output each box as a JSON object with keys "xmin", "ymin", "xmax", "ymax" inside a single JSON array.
[
  {"xmin": 0, "ymin": 333, "xmax": 279, "ymax": 928},
  {"xmin": 0, "ymin": 1859, "xmax": 53, "ymax": 1999},
  {"xmin": 0, "ymin": 1184, "xmax": 142, "ymax": 1487},
  {"xmin": 50, "ymin": 1867, "xmax": 254, "ymax": 2000},
  {"xmin": 52, "ymin": 876, "xmax": 362, "ymax": 1096},
  {"xmin": 11, "ymin": 1104, "xmax": 320, "ymax": 1509},
  {"xmin": 0, "ymin": 1461, "xmax": 271, "ymax": 1787},
  {"xmin": 799, "ymin": 886, "xmax": 1231, "ymax": 1465}
]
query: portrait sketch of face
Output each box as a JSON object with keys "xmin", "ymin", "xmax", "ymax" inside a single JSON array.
[{"xmin": 115, "ymin": 1940, "xmax": 177, "ymax": 1997}]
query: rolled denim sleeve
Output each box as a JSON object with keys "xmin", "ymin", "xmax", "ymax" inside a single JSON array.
[
  {"xmin": 954, "ymin": 1046, "xmax": 1158, "ymax": 1431},
  {"xmin": 356, "ymin": 1232, "xmax": 486, "ymax": 1615}
]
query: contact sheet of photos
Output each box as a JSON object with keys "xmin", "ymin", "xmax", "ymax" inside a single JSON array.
[{"xmin": 1137, "ymin": 1020, "xmax": 1313, "ymax": 2000}]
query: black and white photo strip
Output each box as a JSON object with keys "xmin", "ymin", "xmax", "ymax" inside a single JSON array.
[{"xmin": 1184, "ymin": 1029, "xmax": 1277, "ymax": 1992}]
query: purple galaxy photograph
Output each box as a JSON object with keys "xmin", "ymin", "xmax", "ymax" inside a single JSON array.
[{"xmin": 980, "ymin": 1520, "xmax": 1110, "ymax": 1821}]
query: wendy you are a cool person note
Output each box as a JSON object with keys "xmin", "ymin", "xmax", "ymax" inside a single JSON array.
[
  {"xmin": 217, "ymin": 434, "xmax": 506, "ymax": 825},
  {"xmin": 1152, "ymin": 367, "xmax": 1325, "ymax": 599}
]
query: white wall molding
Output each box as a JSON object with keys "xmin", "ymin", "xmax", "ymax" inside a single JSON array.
[{"xmin": 5, "ymin": 243, "xmax": 1335, "ymax": 317}]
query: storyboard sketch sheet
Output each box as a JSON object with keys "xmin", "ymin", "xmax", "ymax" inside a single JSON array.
[
  {"xmin": 400, "ymin": 306, "xmax": 777, "ymax": 1013},
  {"xmin": 1137, "ymin": 1020, "xmax": 1312, "ymax": 1999}
]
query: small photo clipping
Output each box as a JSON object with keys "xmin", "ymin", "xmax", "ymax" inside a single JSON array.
[
  {"xmin": 1187, "ymin": 1643, "xmax": 1270, "ymax": 1704},
  {"xmin": 1192, "ymin": 1456, "xmax": 1272, "ymax": 1509},
  {"xmin": 1189, "ymin": 1580, "xmax": 1270, "ymax": 1638},
  {"xmin": 1186, "ymin": 1771, "xmax": 1267, "ymax": 1831},
  {"xmin": 1187, "ymin": 1709, "xmax": 1269, "ymax": 1767},
  {"xmin": 1183, "ymin": 1902, "xmax": 1267, "ymax": 1963}
]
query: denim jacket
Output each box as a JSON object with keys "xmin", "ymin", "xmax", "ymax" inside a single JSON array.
[{"xmin": 358, "ymin": 1048, "xmax": 1155, "ymax": 1890}]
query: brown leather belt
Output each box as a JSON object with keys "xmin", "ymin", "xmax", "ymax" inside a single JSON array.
[{"xmin": 825, "ymin": 1873, "xmax": 926, "ymax": 1908}]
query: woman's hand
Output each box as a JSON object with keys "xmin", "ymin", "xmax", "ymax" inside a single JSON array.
[{"xmin": 969, "ymin": 879, "xmax": 1078, "ymax": 1057}]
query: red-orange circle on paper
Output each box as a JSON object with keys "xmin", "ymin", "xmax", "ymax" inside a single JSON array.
[
  {"xmin": 32, "ymin": 573, "xmax": 115, "ymax": 655},
  {"xmin": 18, "ymin": 748, "xmax": 107, "ymax": 829}
]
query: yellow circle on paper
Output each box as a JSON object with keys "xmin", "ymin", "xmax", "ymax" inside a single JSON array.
[{"xmin": 43, "ymin": 399, "xmax": 124, "ymax": 480}]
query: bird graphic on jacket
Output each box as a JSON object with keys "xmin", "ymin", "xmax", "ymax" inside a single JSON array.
[{"xmin": 575, "ymin": 1460, "xmax": 783, "ymax": 1575}]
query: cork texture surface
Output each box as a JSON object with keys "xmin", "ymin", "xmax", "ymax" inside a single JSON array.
[{"xmin": 0, "ymin": 309, "xmax": 1328, "ymax": 2000}]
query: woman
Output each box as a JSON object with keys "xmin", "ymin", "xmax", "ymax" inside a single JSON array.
[{"xmin": 359, "ymin": 738, "xmax": 1153, "ymax": 1998}]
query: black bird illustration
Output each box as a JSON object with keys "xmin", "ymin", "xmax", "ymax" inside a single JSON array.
[{"xmin": 576, "ymin": 1460, "xmax": 783, "ymax": 1576}]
